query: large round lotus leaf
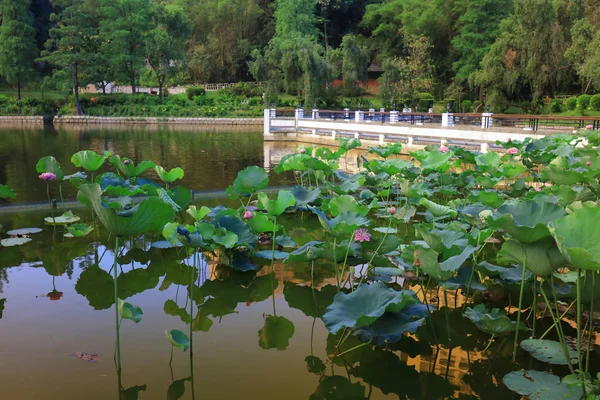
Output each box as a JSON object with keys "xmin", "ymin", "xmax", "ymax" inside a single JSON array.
[
  {"xmin": 6, "ymin": 227, "xmax": 42, "ymax": 235},
  {"xmin": 65, "ymin": 223, "xmax": 94, "ymax": 238},
  {"xmin": 0, "ymin": 237, "xmax": 32, "ymax": 247},
  {"xmin": 154, "ymin": 166, "xmax": 184, "ymax": 183},
  {"xmin": 420, "ymin": 150, "xmax": 453, "ymax": 172},
  {"xmin": 463, "ymin": 304, "xmax": 527, "ymax": 335},
  {"xmin": 255, "ymin": 250, "xmax": 289, "ymax": 260},
  {"xmin": 36, "ymin": 156, "xmax": 64, "ymax": 181},
  {"xmin": 44, "ymin": 211, "xmax": 81, "ymax": 225},
  {"xmin": 213, "ymin": 214, "xmax": 257, "ymax": 249},
  {"xmin": 71, "ymin": 150, "xmax": 106, "ymax": 172},
  {"xmin": 549, "ymin": 206, "xmax": 600, "ymax": 270},
  {"xmin": 0, "ymin": 184, "xmax": 16, "ymax": 199},
  {"xmin": 355, "ymin": 303, "xmax": 430, "ymax": 344},
  {"xmin": 497, "ymin": 239, "xmax": 567, "ymax": 277},
  {"xmin": 257, "ymin": 190, "xmax": 296, "ymax": 217},
  {"xmin": 419, "ymin": 198, "xmax": 458, "ymax": 220},
  {"xmin": 290, "ymin": 186, "xmax": 320, "ymax": 207},
  {"xmin": 488, "ymin": 200, "xmax": 567, "ymax": 243},
  {"xmin": 109, "ymin": 155, "xmax": 155, "ymax": 179},
  {"xmin": 228, "ymin": 165, "xmax": 268, "ymax": 197},
  {"xmin": 520, "ymin": 339, "xmax": 578, "ymax": 365},
  {"xmin": 368, "ymin": 143, "xmax": 402, "ymax": 158},
  {"xmin": 415, "ymin": 245, "xmax": 477, "ymax": 282},
  {"xmin": 503, "ymin": 370, "xmax": 582, "ymax": 400},
  {"xmin": 327, "ymin": 195, "xmax": 369, "ymax": 217},
  {"xmin": 166, "ymin": 329, "xmax": 190, "ymax": 352},
  {"xmin": 322, "ymin": 283, "xmax": 420, "ymax": 333},
  {"xmin": 258, "ymin": 315, "xmax": 295, "ymax": 351}
]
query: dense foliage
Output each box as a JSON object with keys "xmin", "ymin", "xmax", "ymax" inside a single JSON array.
[{"xmin": 2, "ymin": 0, "xmax": 600, "ymax": 112}]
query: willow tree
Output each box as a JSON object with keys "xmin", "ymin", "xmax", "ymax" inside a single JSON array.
[
  {"xmin": 0, "ymin": 0, "xmax": 38, "ymax": 99},
  {"xmin": 338, "ymin": 34, "xmax": 369, "ymax": 97}
]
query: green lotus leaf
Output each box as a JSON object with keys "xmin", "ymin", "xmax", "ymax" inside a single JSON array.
[
  {"xmin": 290, "ymin": 186, "xmax": 320, "ymax": 207},
  {"xmin": 169, "ymin": 187, "xmax": 192, "ymax": 210},
  {"xmin": 476, "ymin": 152, "xmax": 501, "ymax": 171},
  {"xmin": 227, "ymin": 165, "xmax": 268, "ymax": 198},
  {"xmin": 549, "ymin": 206, "xmax": 600, "ymax": 270},
  {"xmin": 327, "ymin": 195, "xmax": 369, "ymax": 217},
  {"xmin": 355, "ymin": 302, "xmax": 430, "ymax": 344},
  {"xmin": 154, "ymin": 166, "xmax": 184, "ymax": 184},
  {"xmin": 476, "ymin": 261, "xmax": 533, "ymax": 283},
  {"xmin": 419, "ymin": 198, "xmax": 458, "ymax": 220},
  {"xmin": 311, "ymin": 376, "xmax": 366, "ymax": 400},
  {"xmin": 414, "ymin": 225, "xmax": 468, "ymax": 254},
  {"xmin": 44, "ymin": 211, "xmax": 81, "ymax": 225},
  {"xmin": 565, "ymin": 200, "xmax": 596, "ymax": 214},
  {"xmin": 255, "ymin": 250, "xmax": 289, "ymax": 260},
  {"xmin": 275, "ymin": 235, "xmax": 296, "ymax": 248},
  {"xmin": 497, "ymin": 239, "xmax": 567, "ymax": 277},
  {"xmin": 36, "ymin": 156, "xmax": 64, "ymax": 181},
  {"xmin": 71, "ymin": 150, "xmax": 106, "ymax": 172},
  {"xmin": 0, "ymin": 184, "xmax": 16, "ymax": 199},
  {"xmin": 488, "ymin": 200, "xmax": 567, "ymax": 243},
  {"xmin": 393, "ymin": 204, "xmax": 416, "ymax": 223},
  {"xmin": 212, "ymin": 228, "xmax": 238, "ymax": 249},
  {"xmin": 6, "ymin": 227, "xmax": 42, "ymax": 235},
  {"xmin": 166, "ymin": 329, "xmax": 190, "ymax": 352},
  {"xmin": 247, "ymin": 213, "xmax": 278, "ymax": 233},
  {"xmin": 540, "ymin": 162, "xmax": 592, "ymax": 185},
  {"xmin": 117, "ymin": 298, "xmax": 143, "ymax": 323},
  {"xmin": 415, "ymin": 245, "xmax": 477, "ymax": 281},
  {"xmin": 503, "ymin": 370, "xmax": 582, "ymax": 400},
  {"xmin": 0, "ymin": 237, "xmax": 32, "ymax": 247},
  {"xmin": 337, "ymin": 137, "xmax": 361, "ymax": 151},
  {"xmin": 186, "ymin": 205, "xmax": 211, "ymax": 221},
  {"xmin": 258, "ymin": 190, "xmax": 295, "ymax": 216},
  {"xmin": 520, "ymin": 339, "xmax": 579, "ymax": 365},
  {"xmin": 376, "ymin": 158, "xmax": 414, "ymax": 175},
  {"xmin": 65, "ymin": 223, "xmax": 94, "ymax": 238},
  {"xmin": 283, "ymin": 282, "xmax": 337, "ymax": 318},
  {"xmin": 420, "ymin": 150, "xmax": 453, "ymax": 172},
  {"xmin": 258, "ymin": 315, "xmax": 295, "ymax": 351},
  {"xmin": 373, "ymin": 227, "xmax": 398, "ymax": 234},
  {"xmin": 368, "ymin": 143, "xmax": 402, "ymax": 158},
  {"xmin": 284, "ymin": 240, "xmax": 325, "ymax": 263},
  {"xmin": 464, "ymin": 304, "xmax": 527, "ymax": 335},
  {"xmin": 469, "ymin": 190, "xmax": 504, "ymax": 209},
  {"xmin": 322, "ymin": 283, "xmax": 420, "ymax": 334},
  {"xmin": 166, "ymin": 376, "xmax": 191, "ymax": 400},
  {"xmin": 305, "ymin": 356, "xmax": 326, "ymax": 375},
  {"xmin": 78, "ymin": 184, "xmax": 175, "ymax": 237},
  {"xmin": 109, "ymin": 155, "xmax": 155, "ymax": 179},
  {"xmin": 212, "ymin": 214, "xmax": 257, "ymax": 248},
  {"xmin": 275, "ymin": 153, "xmax": 310, "ymax": 172}
]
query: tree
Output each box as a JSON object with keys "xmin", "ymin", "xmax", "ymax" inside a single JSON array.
[
  {"xmin": 99, "ymin": 0, "xmax": 151, "ymax": 95},
  {"xmin": 337, "ymin": 34, "xmax": 369, "ymax": 97},
  {"xmin": 0, "ymin": 0, "xmax": 38, "ymax": 99},
  {"xmin": 379, "ymin": 34, "xmax": 434, "ymax": 105},
  {"xmin": 41, "ymin": 0, "xmax": 97, "ymax": 115},
  {"xmin": 145, "ymin": 2, "xmax": 190, "ymax": 101},
  {"xmin": 451, "ymin": 0, "xmax": 512, "ymax": 85}
]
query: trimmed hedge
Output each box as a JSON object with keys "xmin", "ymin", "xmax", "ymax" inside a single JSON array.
[
  {"xmin": 590, "ymin": 94, "xmax": 600, "ymax": 111},
  {"xmin": 566, "ymin": 97, "xmax": 577, "ymax": 110},
  {"xmin": 577, "ymin": 94, "xmax": 591, "ymax": 110}
]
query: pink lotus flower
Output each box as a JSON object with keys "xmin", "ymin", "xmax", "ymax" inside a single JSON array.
[
  {"xmin": 439, "ymin": 145, "xmax": 449, "ymax": 153},
  {"xmin": 534, "ymin": 187, "xmax": 541, "ymax": 192},
  {"xmin": 243, "ymin": 210, "xmax": 253, "ymax": 220},
  {"xmin": 300, "ymin": 148, "xmax": 306, "ymax": 154},
  {"xmin": 586, "ymin": 125, "xmax": 594, "ymax": 130},
  {"xmin": 39, "ymin": 172, "xmax": 57, "ymax": 181},
  {"xmin": 124, "ymin": 159, "xmax": 131, "ymax": 165},
  {"xmin": 389, "ymin": 206, "xmax": 397, "ymax": 215},
  {"xmin": 354, "ymin": 228, "xmax": 371, "ymax": 243},
  {"xmin": 586, "ymin": 161, "xmax": 592, "ymax": 167},
  {"xmin": 506, "ymin": 147, "xmax": 519, "ymax": 155}
]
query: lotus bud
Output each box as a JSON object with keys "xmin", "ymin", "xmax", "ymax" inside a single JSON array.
[
  {"xmin": 389, "ymin": 206, "xmax": 397, "ymax": 215},
  {"xmin": 506, "ymin": 147, "xmax": 519, "ymax": 155},
  {"xmin": 586, "ymin": 161, "xmax": 592, "ymax": 167},
  {"xmin": 439, "ymin": 145, "xmax": 449, "ymax": 153},
  {"xmin": 124, "ymin": 159, "xmax": 131, "ymax": 165},
  {"xmin": 478, "ymin": 209, "xmax": 493, "ymax": 224},
  {"xmin": 243, "ymin": 210, "xmax": 253, "ymax": 220}
]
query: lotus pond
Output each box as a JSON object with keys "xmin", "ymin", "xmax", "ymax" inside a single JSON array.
[{"xmin": 1, "ymin": 129, "xmax": 600, "ymax": 400}]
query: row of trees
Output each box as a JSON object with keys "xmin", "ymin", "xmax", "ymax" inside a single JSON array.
[{"xmin": 1, "ymin": 0, "xmax": 600, "ymax": 111}]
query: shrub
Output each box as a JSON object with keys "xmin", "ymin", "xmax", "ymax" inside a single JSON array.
[
  {"xmin": 462, "ymin": 99, "xmax": 473, "ymax": 113},
  {"xmin": 590, "ymin": 94, "xmax": 600, "ymax": 111},
  {"xmin": 577, "ymin": 94, "xmax": 591, "ymax": 110},
  {"xmin": 417, "ymin": 92, "xmax": 434, "ymax": 110},
  {"xmin": 247, "ymin": 96, "xmax": 263, "ymax": 107},
  {"xmin": 193, "ymin": 95, "xmax": 214, "ymax": 107},
  {"xmin": 167, "ymin": 94, "xmax": 191, "ymax": 107},
  {"xmin": 549, "ymin": 98, "xmax": 563, "ymax": 113},
  {"xmin": 186, "ymin": 86, "xmax": 206, "ymax": 100},
  {"xmin": 566, "ymin": 97, "xmax": 577, "ymax": 110}
]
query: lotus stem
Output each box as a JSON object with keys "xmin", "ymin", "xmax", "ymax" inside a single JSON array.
[
  {"xmin": 46, "ymin": 183, "xmax": 54, "ymax": 221},
  {"xmin": 443, "ymin": 284, "xmax": 452, "ymax": 347},
  {"xmin": 335, "ymin": 338, "xmax": 372, "ymax": 358},
  {"xmin": 271, "ymin": 216, "xmax": 277, "ymax": 274},
  {"xmin": 333, "ymin": 238, "xmax": 339, "ymax": 289},
  {"xmin": 531, "ymin": 279, "xmax": 537, "ymax": 337},
  {"xmin": 539, "ymin": 299, "xmax": 575, "ymax": 339},
  {"xmin": 576, "ymin": 268, "xmax": 584, "ymax": 377},
  {"xmin": 585, "ymin": 271, "xmax": 595, "ymax": 373},
  {"xmin": 512, "ymin": 254, "xmax": 527, "ymax": 362},
  {"xmin": 59, "ymin": 182, "xmax": 64, "ymax": 211},
  {"xmin": 482, "ymin": 334, "xmax": 496, "ymax": 352},
  {"xmin": 540, "ymin": 279, "xmax": 575, "ymax": 373},
  {"xmin": 113, "ymin": 236, "xmax": 121, "ymax": 372},
  {"xmin": 339, "ymin": 232, "xmax": 355, "ymax": 287}
]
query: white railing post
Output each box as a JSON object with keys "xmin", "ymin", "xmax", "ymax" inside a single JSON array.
[
  {"xmin": 270, "ymin": 108, "xmax": 276, "ymax": 119},
  {"xmin": 264, "ymin": 108, "xmax": 271, "ymax": 135},
  {"xmin": 390, "ymin": 110, "xmax": 399, "ymax": 124},
  {"xmin": 368, "ymin": 108, "xmax": 375, "ymax": 122},
  {"xmin": 480, "ymin": 142, "xmax": 488, "ymax": 153},
  {"xmin": 355, "ymin": 110, "xmax": 364, "ymax": 122},
  {"xmin": 295, "ymin": 108, "xmax": 304, "ymax": 120},
  {"xmin": 442, "ymin": 113, "xmax": 454, "ymax": 127},
  {"xmin": 332, "ymin": 130, "xmax": 337, "ymax": 140},
  {"xmin": 344, "ymin": 108, "xmax": 350, "ymax": 121},
  {"xmin": 378, "ymin": 135, "xmax": 384, "ymax": 144},
  {"xmin": 354, "ymin": 132, "xmax": 359, "ymax": 140},
  {"xmin": 481, "ymin": 112, "xmax": 493, "ymax": 129},
  {"xmin": 312, "ymin": 108, "xmax": 319, "ymax": 120}
]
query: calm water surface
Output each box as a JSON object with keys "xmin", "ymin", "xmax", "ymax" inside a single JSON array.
[{"xmin": 0, "ymin": 125, "xmax": 576, "ymax": 399}]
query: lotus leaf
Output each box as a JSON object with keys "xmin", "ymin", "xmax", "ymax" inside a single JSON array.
[
  {"xmin": 6, "ymin": 227, "xmax": 42, "ymax": 235},
  {"xmin": 213, "ymin": 214, "xmax": 257, "ymax": 248},
  {"xmin": 71, "ymin": 150, "xmax": 106, "ymax": 172},
  {"xmin": 44, "ymin": 211, "xmax": 81, "ymax": 225},
  {"xmin": 186, "ymin": 205, "xmax": 211, "ymax": 221},
  {"xmin": 0, "ymin": 184, "xmax": 16, "ymax": 199},
  {"xmin": 549, "ymin": 207, "xmax": 600, "ymax": 270},
  {"xmin": 464, "ymin": 304, "xmax": 526, "ymax": 335},
  {"xmin": 117, "ymin": 298, "xmax": 143, "ymax": 323},
  {"xmin": 368, "ymin": 143, "xmax": 402, "ymax": 158},
  {"xmin": 497, "ymin": 239, "xmax": 567, "ymax": 276},
  {"xmin": 166, "ymin": 329, "xmax": 190, "ymax": 352},
  {"xmin": 154, "ymin": 166, "xmax": 184, "ymax": 183},
  {"xmin": 520, "ymin": 339, "xmax": 578, "ymax": 365},
  {"xmin": 227, "ymin": 166, "xmax": 268, "ymax": 198},
  {"xmin": 355, "ymin": 303, "xmax": 430, "ymax": 344},
  {"xmin": 258, "ymin": 315, "xmax": 295, "ymax": 350},
  {"xmin": 327, "ymin": 195, "xmax": 369, "ymax": 217},
  {"xmin": 322, "ymin": 283, "xmax": 420, "ymax": 334},
  {"xmin": 419, "ymin": 198, "xmax": 458, "ymax": 220},
  {"xmin": 415, "ymin": 245, "xmax": 477, "ymax": 281},
  {"xmin": 247, "ymin": 213, "xmax": 278, "ymax": 233},
  {"xmin": 255, "ymin": 250, "xmax": 289, "ymax": 260},
  {"xmin": 290, "ymin": 186, "xmax": 320, "ymax": 207},
  {"xmin": 109, "ymin": 155, "xmax": 155, "ymax": 179},
  {"xmin": 65, "ymin": 223, "xmax": 94, "ymax": 238},
  {"xmin": 78, "ymin": 184, "xmax": 175, "ymax": 237},
  {"xmin": 0, "ymin": 237, "xmax": 32, "ymax": 247},
  {"xmin": 503, "ymin": 370, "xmax": 582, "ymax": 400},
  {"xmin": 488, "ymin": 200, "xmax": 567, "ymax": 243},
  {"xmin": 420, "ymin": 150, "xmax": 453, "ymax": 172},
  {"xmin": 257, "ymin": 190, "xmax": 295, "ymax": 216}
]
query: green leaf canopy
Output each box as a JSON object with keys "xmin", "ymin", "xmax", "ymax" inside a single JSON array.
[{"xmin": 549, "ymin": 206, "xmax": 600, "ymax": 271}]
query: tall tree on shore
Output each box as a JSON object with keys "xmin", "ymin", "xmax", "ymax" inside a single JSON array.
[
  {"xmin": 99, "ymin": 0, "xmax": 151, "ymax": 95},
  {"xmin": 41, "ymin": 0, "xmax": 97, "ymax": 115},
  {"xmin": 0, "ymin": 0, "xmax": 38, "ymax": 99},
  {"xmin": 145, "ymin": 1, "xmax": 191, "ymax": 101}
]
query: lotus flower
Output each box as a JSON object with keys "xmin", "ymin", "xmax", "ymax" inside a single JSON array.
[
  {"xmin": 506, "ymin": 147, "xmax": 519, "ymax": 155},
  {"xmin": 389, "ymin": 206, "xmax": 397, "ymax": 215},
  {"xmin": 534, "ymin": 186, "xmax": 541, "ymax": 192},
  {"xmin": 243, "ymin": 210, "xmax": 253, "ymax": 220},
  {"xmin": 354, "ymin": 228, "xmax": 371, "ymax": 243},
  {"xmin": 48, "ymin": 290, "xmax": 63, "ymax": 301},
  {"xmin": 39, "ymin": 172, "xmax": 57, "ymax": 181},
  {"xmin": 300, "ymin": 148, "xmax": 306, "ymax": 154},
  {"xmin": 124, "ymin": 159, "xmax": 131, "ymax": 165},
  {"xmin": 586, "ymin": 161, "xmax": 592, "ymax": 167},
  {"xmin": 439, "ymin": 145, "xmax": 449, "ymax": 153},
  {"xmin": 586, "ymin": 124, "xmax": 594, "ymax": 130}
]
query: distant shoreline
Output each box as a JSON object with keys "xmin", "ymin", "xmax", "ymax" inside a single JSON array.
[{"xmin": 0, "ymin": 115, "xmax": 263, "ymax": 126}]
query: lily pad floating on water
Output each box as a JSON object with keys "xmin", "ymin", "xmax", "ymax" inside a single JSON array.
[
  {"xmin": 6, "ymin": 227, "xmax": 43, "ymax": 236},
  {"xmin": 503, "ymin": 370, "xmax": 582, "ymax": 400},
  {"xmin": 520, "ymin": 339, "xmax": 579, "ymax": 365},
  {"xmin": 64, "ymin": 224, "xmax": 94, "ymax": 238},
  {"xmin": 44, "ymin": 211, "xmax": 81, "ymax": 225},
  {"xmin": 71, "ymin": 352, "xmax": 100, "ymax": 362},
  {"xmin": 0, "ymin": 237, "xmax": 32, "ymax": 247},
  {"xmin": 166, "ymin": 329, "xmax": 190, "ymax": 352},
  {"xmin": 463, "ymin": 304, "xmax": 527, "ymax": 335}
]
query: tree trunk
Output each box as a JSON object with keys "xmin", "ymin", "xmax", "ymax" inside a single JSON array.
[
  {"xmin": 17, "ymin": 79, "xmax": 21, "ymax": 100},
  {"xmin": 159, "ymin": 80, "xmax": 164, "ymax": 103},
  {"xmin": 130, "ymin": 69, "xmax": 136, "ymax": 95},
  {"xmin": 323, "ymin": 20, "xmax": 329, "ymax": 51},
  {"xmin": 74, "ymin": 66, "xmax": 84, "ymax": 116}
]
